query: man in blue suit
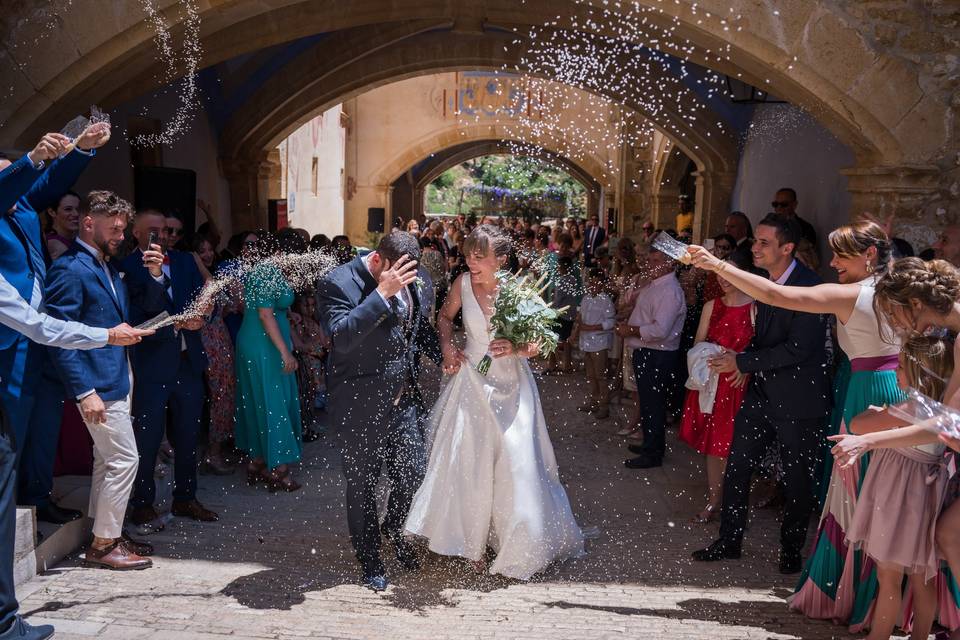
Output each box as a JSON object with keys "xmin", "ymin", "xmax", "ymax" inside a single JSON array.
[
  {"xmin": 0, "ymin": 123, "xmax": 111, "ymax": 528},
  {"xmin": 120, "ymin": 209, "xmax": 218, "ymax": 528},
  {"xmin": 0, "ymin": 141, "xmax": 153, "ymax": 640},
  {"xmin": 45, "ymin": 191, "xmax": 168, "ymax": 571}
]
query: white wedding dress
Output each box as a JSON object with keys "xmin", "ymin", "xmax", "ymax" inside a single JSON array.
[{"xmin": 404, "ymin": 275, "xmax": 584, "ymax": 580}]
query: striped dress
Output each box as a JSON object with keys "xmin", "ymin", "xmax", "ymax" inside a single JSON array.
[{"xmin": 788, "ymin": 280, "xmax": 904, "ymax": 631}]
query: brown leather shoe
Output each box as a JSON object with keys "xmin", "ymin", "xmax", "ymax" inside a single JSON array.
[
  {"xmin": 83, "ymin": 541, "xmax": 152, "ymax": 570},
  {"xmin": 120, "ymin": 530, "xmax": 154, "ymax": 556},
  {"xmin": 130, "ymin": 506, "xmax": 163, "ymax": 528},
  {"xmin": 171, "ymin": 499, "xmax": 219, "ymax": 522}
]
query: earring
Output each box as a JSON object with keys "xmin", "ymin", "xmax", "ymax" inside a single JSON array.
[{"xmin": 866, "ymin": 260, "xmax": 872, "ymax": 272}]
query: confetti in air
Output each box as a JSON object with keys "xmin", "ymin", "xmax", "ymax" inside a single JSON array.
[
  {"xmin": 129, "ymin": 0, "xmax": 203, "ymax": 147},
  {"xmin": 449, "ymin": 0, "xmax": 751, "ymax": 179},
  {"xmin": 158, "ymin": 247, "xmax": 338, "ymax": 328}
]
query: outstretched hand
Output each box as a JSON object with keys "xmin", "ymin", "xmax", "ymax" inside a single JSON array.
[
  {"xmin": 687, "ymin": 245, "xmax": 722, "ymax": 272},
  {"xmin": 828, "ymin": 433, "xmax": 869, "ymax": 469},
  {"xmin": 107, "ymin": 323, "xmax": 154, "ymax": 346},
  {"xmin": 377, "ymin": 254, "xmax": 418, "ymax": 299},
  {"xmin": 28, "ymin": 133, "xmax": 70, "ymax": 163},
  {"xmin": 76, "ymin": 122, "xmax": 111, "ymax": 151}
]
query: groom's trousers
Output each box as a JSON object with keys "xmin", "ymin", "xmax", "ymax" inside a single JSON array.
[{"xmin": 340, "ymin": 392, "xmax": 426, "ymax": 573}]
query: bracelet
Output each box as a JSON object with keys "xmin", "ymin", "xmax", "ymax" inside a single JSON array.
[{"xmin": 715, "ymin": 261, "xmax": 728, "ymax": 274}]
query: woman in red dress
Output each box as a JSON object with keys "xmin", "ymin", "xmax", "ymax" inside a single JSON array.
[{"xmin": 679, "ymin": 250, "xmax": 757, "ymax": 523}]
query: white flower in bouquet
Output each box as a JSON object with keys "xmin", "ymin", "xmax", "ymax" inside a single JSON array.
[{"xmin": 476, "ymin": 271, "xmax": 567, "ymax": 376}]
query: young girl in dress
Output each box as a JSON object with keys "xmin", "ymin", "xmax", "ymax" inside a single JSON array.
[
  {"xmin": 830, "ymin": 257, "xmax": 960, "ymax": 638},
  {"xmin": 844, "ymin": 335, "xmax": 953, "ymax": 640},
  {"xmin": 572, "ymin": 267, "xmax": 616, "ymax": 420},
  {"xmin": 679, "ymin": 250, "xmax": 756, "ymax": 523}
]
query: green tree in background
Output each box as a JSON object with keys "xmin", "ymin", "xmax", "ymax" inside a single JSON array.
[{"xmin": 426, "ymin": 154, "xmax": 587, "ymax": 219}]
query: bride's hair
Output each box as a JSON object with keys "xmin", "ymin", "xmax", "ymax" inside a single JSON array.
[{"xmin": 463, "ymin": 224, "xmax": 512, "ymax": 260}]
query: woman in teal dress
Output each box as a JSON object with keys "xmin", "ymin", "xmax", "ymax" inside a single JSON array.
[{"xmin": 235, "ymin": 232, "xmax": 303, "ymax": 492}]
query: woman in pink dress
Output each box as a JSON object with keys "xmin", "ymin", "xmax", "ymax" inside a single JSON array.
[{"xmin": 679, "ymin": 250, "xmax": 756, "ymax": 523}]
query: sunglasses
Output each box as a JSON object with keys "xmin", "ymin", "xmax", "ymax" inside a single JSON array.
[{"xmin": 771, "ymin": 201, "xmax": 791, "ymax": 208}]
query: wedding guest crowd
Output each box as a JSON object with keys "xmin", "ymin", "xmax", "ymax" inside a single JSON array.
[{"xmin": 1, "ymin": 117, "xmax": 959, "ymax": 640}]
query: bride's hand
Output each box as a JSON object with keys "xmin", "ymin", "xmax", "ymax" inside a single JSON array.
[
  {"xmin": 516, "ymin": 342, "xmax": 540, "ymax": 359},
  {"xmin": 489, "ymin": 338, "xmax": 514, "ymax": 359},
  {"xmin": 441, "ymin": 348, "xmax": 465, "ymax": 374}
]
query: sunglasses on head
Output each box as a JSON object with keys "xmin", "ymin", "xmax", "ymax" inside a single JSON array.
[{"xmin": 771, "ymin": 201, "xmax": 791, "ymax": 208}]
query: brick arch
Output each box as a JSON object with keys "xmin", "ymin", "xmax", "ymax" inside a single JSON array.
[{"xmin": 0, "ymin": 0, "xmax": 946, "ymax": 171}]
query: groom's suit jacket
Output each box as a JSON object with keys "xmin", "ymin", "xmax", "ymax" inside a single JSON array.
[{"xmin": 317, "ymin": 256, "xmax": 442, "ymax": 442}]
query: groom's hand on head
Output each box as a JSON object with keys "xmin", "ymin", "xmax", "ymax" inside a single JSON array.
[{"xmin": 377, "ymin": 254, "xmax": 419, "ymax": 299}]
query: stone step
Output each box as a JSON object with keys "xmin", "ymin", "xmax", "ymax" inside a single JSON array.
[{"xmin": 13, "ymin": 476, "xmax": 93, "ymax": 589}]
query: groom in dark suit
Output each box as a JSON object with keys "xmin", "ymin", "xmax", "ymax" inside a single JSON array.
[
  {"xmin": 692, "ymin": 213, "xmax": 831, "ymax": 574},
  {"xmin": 317, "ymin": 232, "xmax": 441, "ymax": 591}
]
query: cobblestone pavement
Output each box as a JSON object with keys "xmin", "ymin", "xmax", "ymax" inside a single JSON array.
[{"xmin": 19, "ymin": 363, "xmax": 862, "ymax": 639}]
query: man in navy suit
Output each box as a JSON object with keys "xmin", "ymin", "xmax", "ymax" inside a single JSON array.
[
  {"xmin": 692, "ymin": 214, "xmax": 831, "ymax": 574},
  {"xmin": 0, "ymin": 124, "xmax": 111, "ymax": 528},
  {"xmin": 45, "ymin": 191, "xmax": 168, "ymax": 571},
  {"xmin": 0, "ymin": 140, "xmax": 152, "ymax": 640},
  {"xmin": 120, "ymin": 209, "xmax": 218, "ymax": 528},
  {"xmin": 318, "ymin": 232, "xmax": 442, "ymax": 592}
]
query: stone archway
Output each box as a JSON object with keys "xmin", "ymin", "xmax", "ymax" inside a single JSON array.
[
  {"xmin": 342, "ymin": 118, "xmax": 616, "ymax": 242},
  {"xmin": 1, "ymin": 0, "xmax": 952, "ymax": 224},
  {"xmin": 390, "ymin": 140, "xmax": 604, "ymax": 224}
]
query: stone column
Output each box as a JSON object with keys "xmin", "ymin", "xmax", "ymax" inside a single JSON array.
[
  {"xmin": 653, "ymin": 187, "xmax": 679, "ymax": 231},
  {"xmin": 224, "ymin": 157, "xmax": 274, "ymax": 232},
  {"xmin": 693, "ymin": 170, "xmax": 737, "ymax": 242}
]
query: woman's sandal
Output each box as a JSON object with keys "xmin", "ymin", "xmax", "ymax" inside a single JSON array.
[
  {"xmin": 246, "ymin": 461, "xmax": 267, "ymax": 486},
  {"xmin": 689, "ymin": 504, "xmax": 718, "ymax": 525},
  {"xmin": 267, "ymin": 469, "xmax": 301, "ymax": 493}
]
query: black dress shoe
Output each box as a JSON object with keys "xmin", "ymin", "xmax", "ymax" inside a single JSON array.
[
  {"xmin": 392, "ymin": 538, "xmax": 420, "ymax": 571},
  {"xmin": 691, "ymin": 539, "xmax": 742, "ymax": 562},
  {"xmin": 624, "ymin": 456, "xmax": 662, "ymax": 469},
  {"xmin": 36, "ymin": 502, "xmax": 82, "ymax": 525},
  {"xmin": 362, "ymin": 572, "xmax": 389, "ymax": 592},
  {"xmin": 779, "ymin": 551, "xmax": 802, "ymax": 574}
]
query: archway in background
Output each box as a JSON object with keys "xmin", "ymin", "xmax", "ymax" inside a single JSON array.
[{"xmin": 390, "ymin": 140, "xmax": 603, "ymax": 224}]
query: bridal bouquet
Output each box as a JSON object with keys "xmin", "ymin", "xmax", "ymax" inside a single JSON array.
[{"xmin": 476, "ymin": 271, "xmax": 566, "ymax": 376}]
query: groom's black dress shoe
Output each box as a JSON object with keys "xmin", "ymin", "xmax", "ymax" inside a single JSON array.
[
  {"xmin": 691, "ymin": 539, "xmax": 741, "ymax": 562},
  {"xmin": 779, "ymin": 551, "xmax": 803, "ymax": 575},
  {"xmin": 362, "ymin": 572, "xmax": 389, "ymax": 592},
  {"xmin": 392, "ymin": 538, "xmax": 421, "ymax": 571}
]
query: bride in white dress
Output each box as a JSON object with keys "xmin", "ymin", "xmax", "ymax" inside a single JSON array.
[{"xmin": 404, "ymin": 225, "xmax": 584, "ymax": 580}]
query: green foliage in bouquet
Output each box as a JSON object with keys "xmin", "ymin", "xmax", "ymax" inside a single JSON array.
[{"xmin": 476, "ymin": 271, "xmax": 566, "ymax": 376}]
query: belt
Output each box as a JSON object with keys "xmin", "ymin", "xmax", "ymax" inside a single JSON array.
[{"xmin": 850, "ymin": 354, "xmax": 899, "ymax": 372}]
